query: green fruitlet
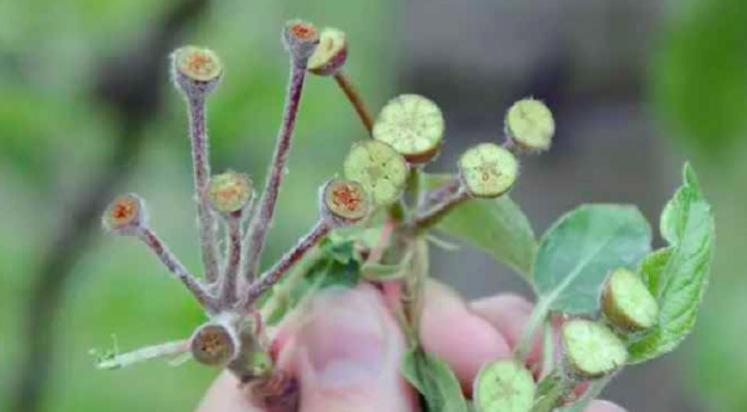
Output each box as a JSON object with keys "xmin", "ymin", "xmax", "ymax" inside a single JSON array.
[
  {"xmin": 208, "ymin": 172, "xmax": 253, "ymax": 214},
  {"xmin": 343, "ymin": 140, "xmax": 408, "ymax": 206},
  {"xmin": 102, "ymin": 193, "xmax": 146, "ymax": 235},
  {"xmin": 601, "ymin": 268, "xmax": 659, "ymax": 332},
  {"xmin": 307, "ymin": 27, "xmax": 348, "ymax": 76},
  {"xmin": 458, "ymin": 143, "xmax": 519, "ymax": 198},
  {"xmin": 562, "ymin": 319, "xmax": 628, "ymax": 379},
  {"xmin": 321, "ymin": 178, "xmax": 370, "ymax": 225},
  {"xmin": 474, "ymin": 360, "xmax": 535, "ymax": 412},
  {"xmin": 373, "ymin": 94, "xmax": 445, "ymax": 163},
  {"xmin": 505, "ymin": 98, "xmax": 554, "ymax": 152}
]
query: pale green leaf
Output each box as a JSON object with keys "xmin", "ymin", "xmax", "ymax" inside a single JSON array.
[
  {"xmin": 401, "ymin": 348, "xmax": 469, "ymax": 412},
  {"xmin": 534, "ymin": 205, "xmax": 652, "ymax": 314},
  {"xmin": 628, "ymin": 164, "xmax": 715, "ymax": 363},
  {"xmin": 424, "ymin": 174, "xmax": 536, "ymax": 276}
]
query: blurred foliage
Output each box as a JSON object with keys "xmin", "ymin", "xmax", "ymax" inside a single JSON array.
[
  {"xmin": 652, "ymin": 0, "xmax": 747, "ymax": 160},
  {"xmin": 652, "ymin": 0, "xmax": 747, "ymax": 410},
  {"xmin": 0, "ymin": 0, "xmax": 397, "ymax": 411}
]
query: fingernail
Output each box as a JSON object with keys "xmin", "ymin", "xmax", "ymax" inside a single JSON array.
[{"xmin": 300, "ymin": 288, "xmax": 387, "ymax": 389}]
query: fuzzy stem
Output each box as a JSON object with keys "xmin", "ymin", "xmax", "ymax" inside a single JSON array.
[
  {"xmin": 532, "ymin": 371, "xmax": 574, "ymax": 412},
  {"xmin": 96, "ymin": 339, "xmax": 189, "ymax": 370},
  {"xmin": 186, "ymin": 95, "xmax": 220, "ymax": 283},
  {"xmin": 243, "ymin": 59, "xmax": 310, "ymax": 281},
  {"xmin": 421, "ymin": 177, "xmax": 461, "ymax": 211},
  {"xmin": 219, "ymin": 212, "xmax": 243, "ymax": 305},
  {"xmin": 514, "ymin": 296, "xmax": 552, "ymax": 362},
  {"xmin": 557, "ymin": 375, "xmax": 614, "ymax": 412},
  {"xmin": 413, "ymin": 186, "xmax": 470, "ymax": 230},
  {"xmin": 242, "ymin": 220, "xmax": 331, "ymax": 309},
  {"xmin": 541, "ymin": 318, "xmax": 555, "ymax": 378},
  {"xmin": 333, "ymin": 70, "xmax": 374, "ymax": 134},
  {"xmin": 137, "ymin": 227, "xmax": 216, "ymax": 311}
]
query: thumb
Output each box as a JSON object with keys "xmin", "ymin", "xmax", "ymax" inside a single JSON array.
[{"xmin": 278, "ymin": 284, "xmax": 417, "ymax": 412}]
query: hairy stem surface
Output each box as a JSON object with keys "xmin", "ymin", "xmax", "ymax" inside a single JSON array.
[
  {"xmin": 187, "ymin": 95, "xmax": 220, "ymax": 283},
  {"xmin": 333, "ymin": 70, "xmax": 374, "ymax": 134},
  {"xmin": 96, "ymin": 339, "xmax": 189, "ymax": 370},
  {"xmin": 243, "ymin": 220, "xmax": 330, "ymax": 309},
  {"xmin": 244, "ymin": 61, "xmax": 309, "ymax": 281},
  {"xmin": 138, "ymin": 227, "xmax": 216, "ymax": 311},
  {"xmin": 220, "ymin": 213, "xmax": 243, "ymax": 305}
]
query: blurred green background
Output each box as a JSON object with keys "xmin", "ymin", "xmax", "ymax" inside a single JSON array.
[{"xmin": 0, "ymin": 0, "xmax": 745, "ymax": 411}]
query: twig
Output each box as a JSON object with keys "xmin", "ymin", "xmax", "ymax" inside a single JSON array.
[
  {"xmin": 413, "ymin": 186, "xmax": 470, "ymax": 230},
  {"xmin": 243, "ymin": 59, "xmax": 310, "ymax": 281},
  {"xmin": 242, "ymin": 220, "xmax": 331, "ymax": 309},
  {"xmin": 186, "ymin": 94, "xmax": 220, "ymax": 283},
  {"xmin": 219, "ymin": 212, "xmax": 243, "ymax": 304},
  {"xmin": 557, "ymin": 374, "xmax": 615, "ymax": 412},
  {"xmin": 420, "ymin": 177, "xmax": 461, "ymax": 212},
  {"xmin": 137, "ymin": 227, "xmax": 216, "ymax": 311},
  {"xmin": 333, "ymin": 70, "xmax": 374, "ymax": 134},
  {"xmin": 96, "ymin": 339, "xmax": 189, "ymax": 370}
]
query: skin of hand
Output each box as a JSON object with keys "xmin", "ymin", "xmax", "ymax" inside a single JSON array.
[{"xmin": 197, "ymin": 282, "xmax": 626, "ymax": 412}]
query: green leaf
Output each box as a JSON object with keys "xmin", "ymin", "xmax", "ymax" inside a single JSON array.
[
  {"xmin": 534, "ymin": 205, "xmax": 652, "ymax": 314},
  {"xmin": 424, "ymin": 174, "xmax": 536, "ymax": 276},
  {"xmin": 639, "ymin": 248, "xmax": 673, "ymax": 298},
  {"xmin": 401, "ymin": 348, "xmax": 469, "ymax": 412},
  {"xmin": 628, "ymin": 164, "xmax": 715, "ymax": 363}
]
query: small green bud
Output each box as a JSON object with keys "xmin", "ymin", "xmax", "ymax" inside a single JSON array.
[
  {"xmin": 458, "ymin": 143, "xmax": 519, "ymax": 198},
  {"xmin": 343, "ymin": 140, "xmax": 408, "ymax": 206},
  {"xmin": 102, "ymin": 193, "xmax": 147, "ymax": 235},
  {"xmin": 207, "ymin": 171, "xmax": 254, "ymax": 214},
  {"xmin": 474, "ymin": 360, "xmax": 535, "ymax": 412},
  {"xmin": 601, "ymin": 268, "xmax": 659, "ymax": 332},
  {"xmin": 190, "ymin": 322, "xmax": 239, "ymax": 367},
  {"xmin": 562, "ymin": 319, "xmax": 628, "ymax": 379},
  {"xmin": 321, "ymin": 178, "xmax": 370, "ymax": 226},
  {"xmin": 282, "ymin": 20, "xmax": 320, "ymax": 63},
  {"xmin": 504, "ymin": 98, "xmax": 554, "ymax": 152},
  {"xmin": 373, "ymin": 94, "xmax": 445, "ymax": 163},
  {"xmin": 171, "ymin": 46, "xmax": 223, "ymax": 97},
  {"xmin": 307, "ymin": 27, "xmax": 348, "ymax": 76}
]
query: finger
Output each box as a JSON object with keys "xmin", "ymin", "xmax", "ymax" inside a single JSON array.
[
  {"xmin": 196, "ymin": 371, "xmax": 264, "ymax": 412},
  {"xmin": 586, "ymin": 400, "xmax": 627, "ymax": 412},
  {"xmin": 419, "ymin": 281, "xmax": 511, "ymax": 393},
  {"xmin": 469, "ymin": 294, "xmax": 546, "ymax": 369},
  {"xmin": 283, "ymin": 284, "xmax": 417, "ymax": 412}
]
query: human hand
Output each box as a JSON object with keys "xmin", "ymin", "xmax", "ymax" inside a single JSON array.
[{"xmin": 197, "ymin": 283, "xmax": 625, "ymax": 412}]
